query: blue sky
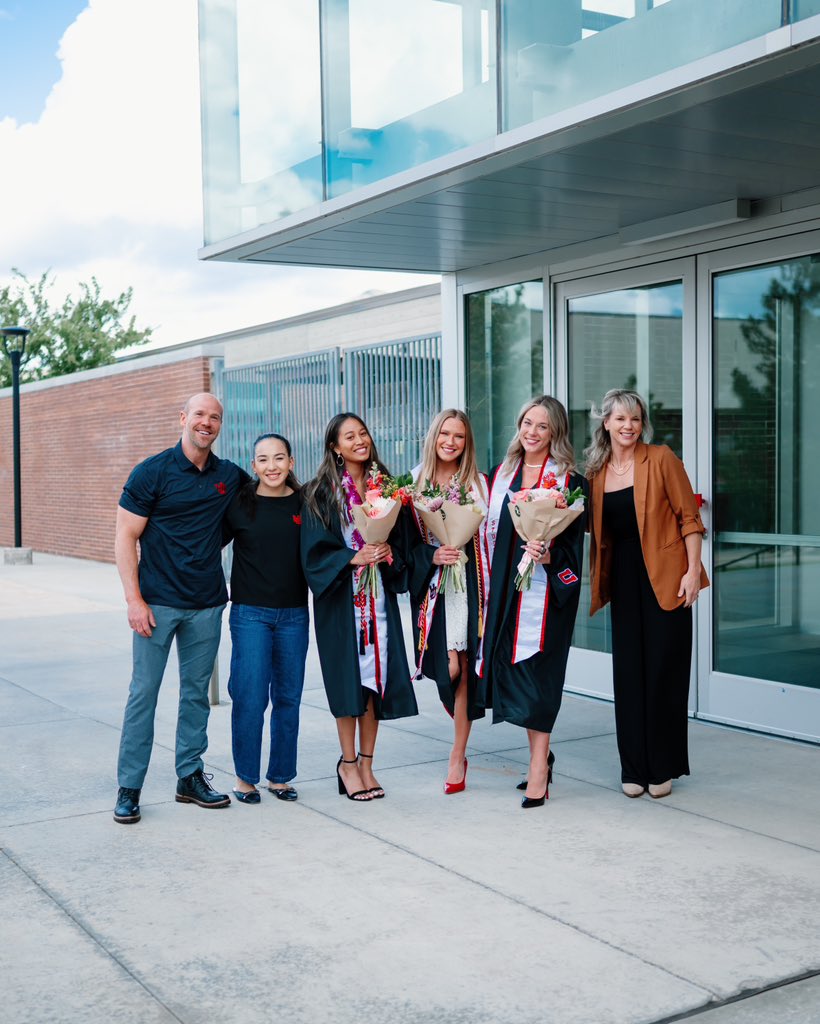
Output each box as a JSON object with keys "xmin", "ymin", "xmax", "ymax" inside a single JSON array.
[
  {"xmin": 0, "ymin": 1, "xmax": 429, "ymax": 348},
  {"xmin": 0, "ymin": 2, "xmax": 88, "ymax": 123}
]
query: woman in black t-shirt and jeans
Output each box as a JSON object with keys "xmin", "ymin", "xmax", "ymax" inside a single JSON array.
[{"xmin": 223, "ymin": 433, "xmax": 309, "ymax": 803}]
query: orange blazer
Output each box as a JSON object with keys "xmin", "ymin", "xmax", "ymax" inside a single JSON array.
[{"xmin": 589, "ymin": 442, "xmax": 709, "ymax": 615}]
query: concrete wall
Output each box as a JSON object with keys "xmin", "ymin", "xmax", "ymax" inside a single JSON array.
[
  {"xmin": 0, "ymin": 357, "xmax": 212, "ymax": 562},
  {"xmin": 219, "ymin": 285, "xmax": 441, "ymax": 367}
]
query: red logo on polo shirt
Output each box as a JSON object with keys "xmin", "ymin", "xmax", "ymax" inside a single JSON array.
[
  {"xmin": 558, "ymin": 568, "xmax": 579, "ymax": 585},
  {"xmin": 292, "ymin": 514, "xmax": 302, "ymax": 525},
  {"xmin": 215, "ymin": 481, "xmax": 227, "ymax": 495}
]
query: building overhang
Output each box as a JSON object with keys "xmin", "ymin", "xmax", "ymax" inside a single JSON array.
[{"xmin": 199, "ymin": 22, "xmax": 820, "ymax": 274}]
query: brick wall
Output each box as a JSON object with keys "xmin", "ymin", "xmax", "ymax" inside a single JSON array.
[{"xmin": 0, "ymin": 358, "xmax": 212, "ymax": 561}]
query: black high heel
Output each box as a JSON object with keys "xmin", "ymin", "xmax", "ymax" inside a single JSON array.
[
  {"xmin": 517, "ymin": 749, "xmax": 555, "ymax": 791},
  {"xmin": 336, "ymin": 756, "xmax": 370, "ymax": 801},
  {"xmin": 521, "ymin": 788, "xmax": 548, "ymax": 809},
  {"xmin": 358, "ymin": 751, "xmax": 385, "ymax": 798}
]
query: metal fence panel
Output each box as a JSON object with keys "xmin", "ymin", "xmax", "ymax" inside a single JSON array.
[
  {"xmin": 343, "ymin": 334, "xmax": 441, "ymax": 474},
  {"xmin": 220, "ymin": 348, "xmax": 341, "ymax": 479},
  {"xmin": 219, "ymin": 334, "xmax": 441, "ymax": 482}
]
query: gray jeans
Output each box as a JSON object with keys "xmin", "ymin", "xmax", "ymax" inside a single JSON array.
[{"xmin": 117, "ymin": 604, "xmax": 225, "ymax": 789}]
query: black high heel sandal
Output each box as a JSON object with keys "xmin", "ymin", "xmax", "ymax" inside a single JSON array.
[
  {"xmin": 358, "ymin": 751, "xmax": 385, "ymax": 798},
  {"xmin": 336, "ymin": 756, "xmax": 370, "ymax": 801},
  {"xmin": 517, "ymin": 749, "xmax": 555, "ymax": 791}
]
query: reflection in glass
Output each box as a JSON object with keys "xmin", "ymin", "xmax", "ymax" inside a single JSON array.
[
  {"xmin": 200, "ymin": 0, "xmax": 323, "ymax": 244},
  {"xmin": 465, "ymin": 282, "xmax": 544, "ymax": 473},
  {"xmin": 567, "ymin": 280, "xmax": 683, "ymax": 652},
  {"xmin": 713, "ymin": 258, "xmax": 820, "ymax": 689},
  {"xmin": 323, "ymin": 0, "xmax": 497, "ymax": 198},
  {"xmin": 501, "ymin": 0, "xmax": 781, "ymax": 131}
]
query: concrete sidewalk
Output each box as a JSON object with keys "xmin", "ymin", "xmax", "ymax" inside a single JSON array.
[{"xmin": 1, "ymin": 554, "xmax": 818, "ymax": 1024}]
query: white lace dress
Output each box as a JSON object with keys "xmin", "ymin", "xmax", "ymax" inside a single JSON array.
[{"xmin": 444, "ymin": 569, "xmax": 469, "ymax": 651}]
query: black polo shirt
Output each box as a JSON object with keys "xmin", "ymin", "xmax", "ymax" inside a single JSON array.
[{"xmin": 119, "ymin": 442, "xmax": 247, "ymax": 609}]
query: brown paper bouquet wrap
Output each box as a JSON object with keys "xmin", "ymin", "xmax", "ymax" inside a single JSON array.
[
  {"xmin": 350, "ymin": 500, "xmax": 403, "ymax": 599},
  {"xmin": 507, "ymin": 490, "xmax": 584, "ymax": 591},
  {"xmin": 414, "ymin": 500, "xmax": 485, "ymax": 592}
]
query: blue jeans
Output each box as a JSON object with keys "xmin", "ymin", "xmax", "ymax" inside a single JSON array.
[
  {"xmin": 228, "ymin": 603, "xmax": 309, "ymax": 786},
  {"xmin": 117, "ymin": 604, "xmax": 225, "ymax": 788}
]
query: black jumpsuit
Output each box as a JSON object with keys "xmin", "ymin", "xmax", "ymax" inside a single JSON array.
[{"xmin": 604, "ymin": 486, "xmax": 691, "ymax": 786}]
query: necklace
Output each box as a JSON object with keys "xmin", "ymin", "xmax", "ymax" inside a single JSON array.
[
  {"xmin": 524, "ymin": 461, "xmax": 544, "ymax": 468},
  {"xmin": 608, "ymin": 459, "xmax": 634, "ymax": 476}
]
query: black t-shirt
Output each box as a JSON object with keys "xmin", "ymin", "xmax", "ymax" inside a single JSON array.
[{"xmin": 223, "ymin": 489, "xmax": 308, "ymax": 608}]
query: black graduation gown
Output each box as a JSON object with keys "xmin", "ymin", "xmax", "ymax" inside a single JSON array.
[
  {"xmin": 407, "ymin": 521, "xmax": 486, "ymax": 722},
  {"xmin": 478, "ymin": 467, "xmax": 587, "ymax": 732},
  {"xmin": 300, "ymin": 504, "xmax": 418, "ymax": 721}
]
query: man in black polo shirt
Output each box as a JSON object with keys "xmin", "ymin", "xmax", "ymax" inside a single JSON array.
[{"xmin": 113, "ymin": 393, "xmax": 246, "ymax": 824}]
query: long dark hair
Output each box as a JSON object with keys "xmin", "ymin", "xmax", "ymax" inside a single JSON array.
[
  {"xmin": 303, "ymin": 412, "xmax": 389, "ymax": 529},
  {"xmin": 238, "ymin": 433, "xmax": 300, "ymax": 519}
]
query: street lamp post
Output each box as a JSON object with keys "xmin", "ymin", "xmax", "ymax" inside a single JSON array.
[{"xmin": 1, "ymin": 326, "xmax": 31, "ymax": 552}]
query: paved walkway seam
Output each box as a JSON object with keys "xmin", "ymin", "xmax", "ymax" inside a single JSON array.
[
  {"xmin": 1, "ymin": 846, "xmax": 188, "ymax": 1024},
  {"xmin": 299, "ymin": 801, "xmax": 718, "ymax": 1000}
]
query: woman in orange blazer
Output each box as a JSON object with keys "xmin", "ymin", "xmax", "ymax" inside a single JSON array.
[{"xmin": 586, "ymin": 389, "xmax": 708, "ymax": 799}]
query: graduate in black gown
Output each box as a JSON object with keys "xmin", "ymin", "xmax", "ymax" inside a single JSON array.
[
  {"xmin": 301, "ymin": 413, "xmax": 417, "ymax": 802},
  {"xmin": 478, "ymin": 396, "xmax": 586, "ymax": 809},
  {"xmin": 408, "ymin": 409, "xmax": 488, "ymax": 794}
]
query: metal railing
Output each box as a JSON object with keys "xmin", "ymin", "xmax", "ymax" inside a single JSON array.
[
  {"xmin": 343, "ymin": 333, "xmax": 441, "ymax": 475},
  {"xmin": 219, "ymin": 334, "xmax": 441, "ymax": 479},
  {"xmin": 220, "ymin": 348, "xmax": 341, "ymax": 478}
]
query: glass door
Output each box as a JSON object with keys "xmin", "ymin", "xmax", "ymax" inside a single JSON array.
[
  {"xmin": 698, "ymin": 244, "xmax": 820, "ymax": 741},
  {"xmin": 555, "ymin": 259, "xmax": 697, "ymax": 702}
]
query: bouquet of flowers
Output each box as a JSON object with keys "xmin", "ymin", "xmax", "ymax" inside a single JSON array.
[
  {"xmin": 344, "ymin": 463, "xmax": 413, "ymax": 599},
  {"xmin": 413, "ymin": 476, "xmax": 485, "ymax": 593},
  {"xmin": 508, "ymin": 473, "xmax": 585, "ymax": 591}
]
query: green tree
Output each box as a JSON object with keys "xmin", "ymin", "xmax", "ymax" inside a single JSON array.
[{"xmin": 0, "ymin": 269, "xmax": 152, "ymax": 387}]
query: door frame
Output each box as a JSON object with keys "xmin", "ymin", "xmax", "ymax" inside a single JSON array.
[
  {"xmin": 554, "ymin": 257, "xmax": 699, "ymax": 706},
  {"xmin": 695, "ymin": 232, "xmax": 820, "ymax": 742}
]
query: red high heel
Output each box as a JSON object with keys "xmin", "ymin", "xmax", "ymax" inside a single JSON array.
[{"xmin": 444, "ymin": 758, "xmax": 468, "ymax": 795}]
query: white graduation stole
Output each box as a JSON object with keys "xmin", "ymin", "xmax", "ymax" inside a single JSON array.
[{"xmin": 477, "ymin": 456, "xmax": 565, "ymax": 671}]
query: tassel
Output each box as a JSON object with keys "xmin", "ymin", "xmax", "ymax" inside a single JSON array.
[
  {"xmin": 369, "ymin": 617, "xmax": 376, "ymax": 644},
  {"xmin": 359, "ymin": 626, "xmax": 366, "ymax": 655}
]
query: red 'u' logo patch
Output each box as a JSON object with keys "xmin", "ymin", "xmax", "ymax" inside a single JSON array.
[{"xmin": 558, "ymin": 568, "xmax": 579, "ymax": 585}]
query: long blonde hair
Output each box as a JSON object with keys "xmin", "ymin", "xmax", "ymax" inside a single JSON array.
[
  {"xmin": 583, "ymin": 389, "xmax": 653, "ymax": 477},
  {"xmin": 501, "ymin": 395, "xmax": 575, "ymax": 476},
  {"xmin": 416, "ymin": 409, "xmax": 486, "ymax": 500}
]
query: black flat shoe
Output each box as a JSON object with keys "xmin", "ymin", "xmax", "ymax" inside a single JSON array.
[
  {"xmin": 516, "ymin": 750, "xmax": 555, "ymax": 791},
  {"xmin": 233, "ymin": 787, "xmax": 261, "ymax": 804},
  {"xmin": 268, "ymin": 785, "xmax": 298, "ymax": 801},
  {"xmin": 114, "ymin": 786, "xmax": 141, "ymax": 824}
]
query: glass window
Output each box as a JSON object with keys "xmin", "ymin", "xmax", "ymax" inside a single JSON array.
[
  {"xmin": 465, "ymin": 282, "xmax": 544, "ymax": 473},
  {"xmin": 566, "ymin": 280, "xmax": 684, "ymax": 652},
  {"xmin": 793, "ymin": 1, "xmax": 820, "ymax": 21},
  {"xmin": 200, "ymin": 0, "xmax": 323, "ymax": 245},
  {"xmin": 323, "ymin": 0, "xmax": 497, "ymax": 199},
  {"xmin": 713, "ymin": 257, "xmax": 820, "ymax": 689},
  {"xmin": 501, "ymin": 0, "xmax": 782, "ymax": 132}
]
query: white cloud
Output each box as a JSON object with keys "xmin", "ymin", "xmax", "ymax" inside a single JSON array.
[{"xmin": 0, "ymin": 0, "xmax": 435, "ymax": 347}]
